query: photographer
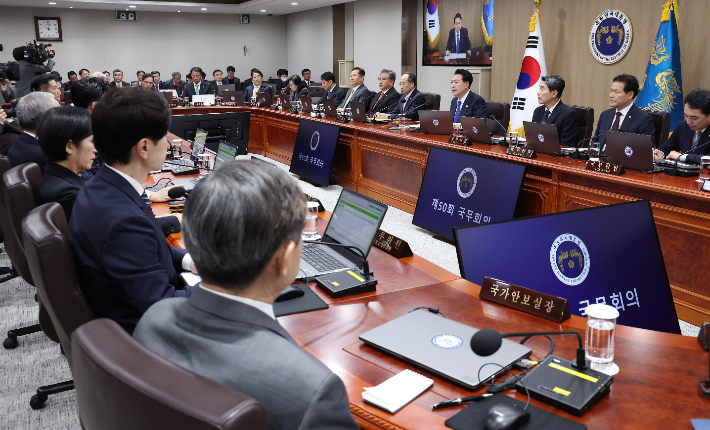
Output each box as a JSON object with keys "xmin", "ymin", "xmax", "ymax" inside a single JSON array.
[
  {"xmin": 15, "ymin": 43, "xmax": 56, "ymax": 99},
  {"xmin": 1, "ymin": 71, "xmax": 16, "ymax": 101}
]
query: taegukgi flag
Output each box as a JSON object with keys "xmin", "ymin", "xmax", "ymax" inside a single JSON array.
[
  {"xmin": 509, "ymin": 6, "xmax": 547, "ymax": 137},
  {"xmin": 426, "ymin": 0, "xmax": 440, "ymax": 50}
]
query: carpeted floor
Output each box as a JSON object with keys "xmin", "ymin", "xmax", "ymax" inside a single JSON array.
[{"xmin": 0, "ymin": 154, "xmax": 700, "ymax": 429}]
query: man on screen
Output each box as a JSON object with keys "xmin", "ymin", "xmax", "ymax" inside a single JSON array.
[
  {"xmin": 450, "ymin": 69, "xmax": 486, "ymax": 122},
  {"xmin": 445, "ymin": 13, "xmax": 472, "ymax": 58},
  {"xmin": 531, "ymin": 75, "xmax": 579, "ymax": 147},
  {"xmin": 654, "ymin": 89, "xmax": 710, "ymax": 164}
]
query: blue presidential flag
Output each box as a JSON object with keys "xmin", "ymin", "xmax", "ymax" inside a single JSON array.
[
  {"xmin": 636, "ymin": 0, "xmax": 683, "ymax": 130},
  {"xmin": 482, "ymin": 0, "xmax": 494, "ymax": 46}
]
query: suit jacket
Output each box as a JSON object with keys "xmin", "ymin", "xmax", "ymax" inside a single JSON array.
[
  {"xmin": 367, "ymin": 87, "xmax": 401, "ymax": 115},
  {"xmin": 659, "ymin": 121, "xmax": 710, "ymax": 165},
  {"xmin": 337, "ymin": 85, "xmax": 370, "ymax": 109},
  {"xmin": 40, "ymin": 162, "xmax": 86, "ymax": 222},
  {"xmin": 210, "ymin": 80, "xmax": 227, "ymax": 94},
  {"xmin": 224, "ymin": 76, "xmax": 240, "ymax": 86},
  {"xmin": 7, "ymin": 132, "xmax": 47, "ymax": 172},
  {"xmin": 1, "ymin": 84, "xmax": 16, "ymax": 100},
  {"xmin": 158, "ymin": 81, "xmax": 173, "ymax": 90},
  {"xmin": 446, "ymin": 28, "xmax": 472, "ymax": 54},
  {"xmin": 183, "ymin": 81, "xmax": 214, "ymax": 100},
  {"xmin": 531, "ymin": 101, "xmax": 580, "ymax": 147},
  {"xmin": 242, "ymin": 78, "xmax": 253, "ymax": 91},
  {"xmin": 134, "ymin": 287, "xmax": 359, "ymax": 430},
  {"xmin": 392, "ymin": 89, "xmax": 427, "ymax": 121},
  {"xmin": 68, "ymin": 166, "xmax": 192, "ymax": 334},
  {"xmin": 324, "ymin": 84, "xmax": 347, "ymax": 107},
  {"xmin": 244, "ymin": 85, "xmax": 273, "ymax": 103},
  {"xmin": 16, "ymin": 59, "xmax": 55, "ymax": 98},
  {"xmin": 592, "ymin": 104, "xmax": 655, "ymax": 151},
  {"xmin": 108, "ymin": 81, "xmax": 130, "ymax": 89},
  {"xmin": 0, "ymin": 120, "xmax": 22, "ymax": 155},
  {"xmin": 450, "ymin": 91, "xmax": 486, "ymax": 121},
  {"xmin": 302, "ymin": 79, "xmax": 314, "ymax": 87},
  {"xmin": 289, "ymin": 87, "xmax": 310, "ymax": 103}
]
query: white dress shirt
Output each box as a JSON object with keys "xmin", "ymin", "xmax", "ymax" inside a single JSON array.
[
  {"xmin": 609, "ymin": 102, "xmax": 634, "ymax": 130},
  {"xmin": 200, "ymin": 285, "xmax": 276, "ymax": 320}
]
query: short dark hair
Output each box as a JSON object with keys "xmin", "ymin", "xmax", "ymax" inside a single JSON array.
[
  {"xmin": 190, "ymin": 67, "xmax": 203, "ymax": 77},
  {"xmin": 38, "ymin": 106, "xmax": 92, "ymax": 162},
  {"xmin": 454, "ymin": 68, "xmax": 473, "ymax": 88},
  {"xmin": 613, "ymin": 74, "xmax": 640, "ymax": 99},
  {"xmin": 402, "ymin": 72, "xmax": 417, "ymax": 87},
  {"xmin": 251, "ymin": 69, "xmax": 263, "ymax": 78},
  {"xmin": 78, "ymin": 68, "xmax": 89, "ymax": 76},
  {"xmin": 91, "ymin": 87, "xmax": 171, "ymax": 166},
  {"xmin": 301, "ymin": 68, "xmax": 311, "ymax": 75},
  {"xmin": 277, "ymin": 68, "xmax": 288, "ymax": 77},
  {"xmin": 67, "ymin": 71, "xmax": 77, "ymax": 79},
  {"xmin": 50, "ymin": 71, "xmax": 63, "ymax": 82},
  {"xmin": 380, "ymin": 69, "xmax": 396, "ymax": 82},
  {"xmin": 684, "ymin": 89, "xmax": 710, "ymax": 116},
  {"xmin": 72, "ymin": 77, "xmax": 108, "ymax": 109},
  {"xmin": 183, "ymin": 161, "xmax": 306, "ymax": 291},
  {"xmin": 141, "ymin": 74, "xmax": 154, "ymax": 82},
  {"xmin": 171, "ymin": 72, "xmax": 181, "ymax": 79},
  {"xmin": 151, "ymin": 71, "xmax": 160, "ymax": 76},
  {"xmin": 113, "ymin": 69, "xmax": 123, "ymax": 75},
  {"xmin": 289, "ymin": 75, "xmax": 306, "ymax": 92},
  {"xmin": 226, "ymin": 66, "xmax": 235, "ymax": 73},
  {"xmin": 454, "ymin": 13, "xmax": 462, "ymax": 22},
  {"xmin": 213, "ymin": 69, "xmax": 222, "ymax": 76},
  {"xmin": 103, "ymin": 71, "xmax": 109, "ymax": 75},
  {"xmin": 352, "ymin": 67, "xmax": 365, "ymax": 77},
  {"xmin": 31, "ymin": 74, "xmax": 56, "ymax": 92},
  {"xmin": 136, "ymin": 70, "xmax": 145, "ymax": 76},
  {"xmin": 321, "ymin": 71, "xmax": 336, "ymax": 82},
  {"xmin": 541, "ymin": 75, "xmax": 565, "ymax": 98}
]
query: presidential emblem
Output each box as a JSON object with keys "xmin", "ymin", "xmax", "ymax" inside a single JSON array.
[
  {"xmin": 550, "ymin": 234, "xmax": 590, "ymax": 286},
  {"xmin": 356, "ymin": 108, "xmax": 360, "ymax": 114},
  {"xmin": 624, "ymin": 145, "xmax": 634, "ymax": 157},
  {"xmin": 589, "ymin": 10, "xmax": 633, "ymax": 65},
  {"xmin": 433, "ymin": 118, "xmax": 440, "ymax": 126},
  {"xmin": 309, "ymin": 130, "xmax": 320, "ymax": 150},
  {"xmin": 431, "ymin": 334, "xmax": 463, "ymax": 349},
  {"xmin": 472, "ymin": 126, "xmax": 479, "ymax": 134},
  {"xmin": 457, "ymin": 167, "xmax": 477, "ymax": 198},
  {"xmin": 537, "ymin": 133, "xmax": 545, "ymax": 143}
]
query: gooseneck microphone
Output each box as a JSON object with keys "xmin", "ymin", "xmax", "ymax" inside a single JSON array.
[
  {"xmin": 471, "ymin": 328, "xmax": 588, "ymax": 369},
  {"xmin": 303, "ymin": 240, "xmax": 372, "ymax": 277}
]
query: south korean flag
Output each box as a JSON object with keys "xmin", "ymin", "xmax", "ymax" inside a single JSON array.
[{"xmin": 509, "ymin": 7, "xmax": 547, "ymax": 138}]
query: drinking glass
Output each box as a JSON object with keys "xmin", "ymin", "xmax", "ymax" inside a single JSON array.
[
  {"xmin": 589, "ymin": 142, "xmax": 601, "ymax": 161},
  {"xmin": 584, "ymin": 303, "xmax": 620, "ymax": 375},
  {"xmin": 303, "ymin": 202, "xmax": 320, "ymax": 240},
  {"xmin": 698, "ymin": 156, "xmax": 710, "ymax": 182},
  {"xmin": 508, "ymin": 131, "xmax": 519, "ymax": 148}
]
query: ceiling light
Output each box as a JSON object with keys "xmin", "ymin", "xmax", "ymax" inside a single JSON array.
[
  {"xmin": 201, "ymin": 7, "xmax": 207, "ymax": 10},
  {"xmin": 48, "ymin": 2, "xmax": 56, "ymax": 4},
  {"xmin": 177, "ymin": 10, "xmax": 181, "ymax": 12},
  {"xmin": 69, "ymin": 6, "xmax": 73, "ymax": 7},
  {"xmin": 129, "ymin": 5, "xmax": 136, "ymax": 8},
  {"xmin": 260, "ymin": 9, "xmax": 266, "ymax": 12},
  {"xmin": 291, "ymin": 2, "xmax": 299, "ymax": 5}
]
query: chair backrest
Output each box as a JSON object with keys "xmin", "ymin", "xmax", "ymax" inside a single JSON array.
[
  {"xmin": 72, "ymin": 319, "xmax": 268, "ymax": 430},
  {"xmin": 568, "ymin": 105, "xmax": 595, "ymax": 147},
  {"xmin": 23, "ymin": 203, "xmax": 95, "ymax": 366},
  {"xmin": 0, "ymin": 156, "xmax": 17, "ymax": 264},
  {"xmin": 485, "ymin": 101, "xmax": 511, "ymax": 136},
  {"xmin": 646, "ymin": 110, "xmax": 671, "ymax": 148},
  {"xmin": 308, "ymin": 86, "xmax": 325, "ymax": 97},
  {"xmin": 421, "ymin": 92, "xmax": 441, "ymax": 111},
  {"xmin": 262, "ymin": 82, "xmax": 277, "ymax": 98}
]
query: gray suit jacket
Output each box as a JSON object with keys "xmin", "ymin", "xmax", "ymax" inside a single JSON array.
[
  {"xmin": 16, "ymin": 59, "xmax": 55, "ymax": 99},
  {"xmin": 134, "ymin": 286, "xmax": 358, "ymax": 430},
  {"xmin": 337, "ymin": 84, "xmax": 370, "ymax": 109}
]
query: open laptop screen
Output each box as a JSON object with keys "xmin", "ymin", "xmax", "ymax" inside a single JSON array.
[
  {"xmin": 214, "ymin": 141, "xmax": 237, "ymax": 169},
  {"xmin": 413, "ymin": 146, "xmax": 526, "ymax": 240},
  {"xmin": 454, "ymin": 200, "xmax": 680, "ymax": 334},
  {"xmin": 324, "ymin": 188, "xmax": 387, "ymax": 258},
  {"xmin": 289, "ymin": 119, "xmax": 340, "ymax": 186}
]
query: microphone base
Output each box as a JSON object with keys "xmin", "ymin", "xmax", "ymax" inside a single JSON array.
[
  {"xmin": 569, "ymin": 150, "xmax": 589, "ymax": 160},
  {"xmin": 700, "ymin": 379, "xmax": 710, "ymax": 395},
  {"xmin": 314, "ymin": 269, "xmax": 377, "ymax": 298}
]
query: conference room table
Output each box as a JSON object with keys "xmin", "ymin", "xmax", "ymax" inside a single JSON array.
[{"xmin": 151, "ymin": 139, "xmax": 708, "ymax": 429}]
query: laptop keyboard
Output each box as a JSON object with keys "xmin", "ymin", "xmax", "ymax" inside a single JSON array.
[{"xmin": 302, "ymin": 244, "xmax": 348, "ymax": 272}]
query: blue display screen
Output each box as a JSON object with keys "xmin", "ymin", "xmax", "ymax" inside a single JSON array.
[
  {"xmin": 454, "ymin": 200, "xmax": 680, "ymax": 334},
  {"xmin": 289, "ymin": 119, "xmax": 340, "ymax": 186},
  {"xmin": 413, "ymin": 146, "xmax": 526, "ymax": 240}
]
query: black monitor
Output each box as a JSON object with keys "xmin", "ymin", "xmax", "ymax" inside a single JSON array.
[
  {"xmin": 454, "ymin": 200, "xmax": 680, "ymax": 334},
  {"xmin": 169, "ymin": 112, "xmax": 250, "ymax": 155},
  {"xmin": 412, "ymin": 146, "xmax": 526, "ymax": 241},
  {"xmin": 288, "ymin": 119, "xmax": 340, "ymax": 186}
]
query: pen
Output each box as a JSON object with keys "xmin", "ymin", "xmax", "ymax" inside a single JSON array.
[{"xmin": 431, "ymin": 393, "xmax": 493, "ymax": 409}]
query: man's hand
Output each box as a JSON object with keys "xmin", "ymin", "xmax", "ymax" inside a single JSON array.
[
  {"xmin": 149, "ymin": 185, "xmax": 185, "ymax": 202},
  {"xmin": 445, "ymin": 50, "xmax": 451, "ymax": 56},
  {"xmin": 375, "ymin": 112, "xmax": 389, "ymax": 119},
  {"xmin": 666, "ymin": 150, "xmax": 682, "ymax": 160},
  {"xmin": 336, "ymin": 108, "xmax": 344, "ymax": 113},
  {"xmin": 467, "ymin": 50, "xmax": 472, "ymax": 57},
  {"xmin": 0, "ymin": 110, "xmax": 6, "ymax": 125},
  {"xmin": 653, "ymin": 149, "xmax": 665, "ymax": 160}
]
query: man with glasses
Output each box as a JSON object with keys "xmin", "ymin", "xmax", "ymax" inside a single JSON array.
[
  {"xmin": 381, "ymin": 72, "xmax": 426, "ymax": 121},
  {"xmin": 367, "ymin": 69, "xmax": 400, "ymax": 116},
  {"xmin": 654, "ymin": 89, "xmax": 710, "ymax": 164},
  {"xmin": 183, "ymin": 67, "xmax": 213, "ymax": 101}
]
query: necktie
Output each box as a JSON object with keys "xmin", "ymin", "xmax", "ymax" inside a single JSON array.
[
  {"xmin": 141, "ymin": 191, "xmax": 154, "ymax": 215},
  {"xmin": 454, "ymin": 100, "xmax": 462, "ymax": 123},
  {"xmin": 195, "ymin": 83, "xmax": 200, "ymax": 95},
  {"xmin": 541, "ymin": 109, "xmax": 551, "ymax": 124},
  {"xmin": 456, "ymin": 33, "xmax": 460, "ymax": 53},
  {"xmin": 692, "ymin": 130, "xmax": 701, "ymax": 149},
  {"xmin": 373, "ymin": 91, "xmax": 385, "ymax": 109},
  {"xmin": 611, "ymin": 111, "xmax": 622, "ymax": 131},
  {"xmin": 252, "ymin": 86, "xmax": 259, "ymax": 101},
  {"xmin": 343, "ymin": 89, "xmax": 354, "ymax": 107}
]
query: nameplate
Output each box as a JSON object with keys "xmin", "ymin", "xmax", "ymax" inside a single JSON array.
[
  {"xmin": 304, "ymin": 194, "xmax": 325, "ymax": 212},
  {"xmin": 449, "ymin": 134, "xmax": 472, "ymax": 147},
  {"xmin": 193, "ymin": 102, "xmax": 205, "ymax": 107},
  {"xmin": 336, "ymin": 115, "xmax": 351, "ymax": 124},
  {"xmin": 372, "ymin": 229, "xmax": 413, "ymax": 258},
  {"xmin": 506, "ymin": 146, "xmax": 536, "ymax": 159},
  {"xmin": 479, "ymin": 277, "xmax": 571, "ymax": 323},
  {"xmin": 585, "ymin": 159, "xmax": 625, "ymax": 175},
  {"xmin": 250, "ymin": 100, "xmax": 258, "ymax": 107},
  {"xmin": 289, "ymin": 107, "xmax": 299, "ymax": 115}
]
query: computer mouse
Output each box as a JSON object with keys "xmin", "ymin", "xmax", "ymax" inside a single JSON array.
[
  {"xmin": 275, "ymin": 284, "xmax": 305, "ymax": 302},
  {"xmin": 483, "ymin": 403, "xmax": 531, "ymax": 430}
]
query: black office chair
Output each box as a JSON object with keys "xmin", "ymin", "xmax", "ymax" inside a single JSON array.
[
  {"xmin": 421, "ymin": 92, "xmax": 441, "ymax": 111},
  {"xmin": 485, "ymin": 101, "xmax": 511, "ymax": 136},
  {"xmin": 646, "ymin": 110, "xmax": 671, "ymax": 148},
  {"xmin": 568, "ymin": 105, "xmax": 595, "ymax": 147}
]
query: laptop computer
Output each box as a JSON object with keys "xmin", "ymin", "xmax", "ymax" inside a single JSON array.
[
  {"xmin": 221, "ymin": 91, "xmax": 244, "ymax": 106},
  {"xmin": 419, "ymin": 110, "xmax": 455, "ymax": 135},
  {"xmin": 159, "ymin": 89, "xmax": 178, "ymax": 97},
  {"xmin": 300, "ymin": 96, "xmax": 314, "ymax": 113},
  {"xmin": 523, "ymin": 121, "xmax": 566, "ymax": 155},
  {"xmin": 322, "ymin": 98, "xmax": 338, "ymax": 118},
  {"xmin": 169, "ymin": 140, "xmax": 238, "ymax": 191},
  {"xmin": 460, "ymin": 117, "xmax": 494, "ymax": 144},
  {"xmin": 161, "ymin": 92, "xmax": 174, "ymax": 105},
  {"xmin": 256, "ymin": 92, "xmax": 273, "ymax": 107},
  {"xmin": 278, "ymin": 94, "xmax": 292, "ymax": 111},
  {"xmin": 350, "ymin": 101, "xmax": 368, "ymax": 122},
  {"xmin": 359, "ymin": 310, "xmax": 532, "ymax": 390},
  {"xmin": 217, "ymin": 84, "xmax": 236, "ymax": 95},
  {"xmin": 606, "ymin": 131, "xmax": 664, "ymax": 173},
  {"xmin": 299, "ymin": 188, "xmax": 388, "ymax": 279}
]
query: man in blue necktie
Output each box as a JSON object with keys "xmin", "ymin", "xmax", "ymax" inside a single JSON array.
[
  {"xmin": 449, "ymin": 69, "xmax": 486, "ymax": 122},
  {"xmin": 445, "ymin": 13, "xmax": 472, "ymax": 58}
]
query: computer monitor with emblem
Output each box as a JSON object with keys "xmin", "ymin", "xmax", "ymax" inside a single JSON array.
[
  {"xmin": 454, "ymin": 200, "xmax": 680, "ymax": 334},
  {"xmin": 413, "ymin": 146, "xmax": 526, "ymax": 241},
  {"xmin": 288, "ymin": 119, "xmax": 341, "ymax": 186}
]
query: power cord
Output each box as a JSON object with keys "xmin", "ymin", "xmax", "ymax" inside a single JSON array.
[
  {"xmin": 408, "ymin": 307, "xmax": 446, "ymax": 318},
  {"xmin": 478, "ymin": 362, "xmax": 531, "ymax": 410}
]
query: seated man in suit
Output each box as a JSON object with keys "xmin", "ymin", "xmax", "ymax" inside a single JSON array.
[
  {"xmin": 72, "ymin": 78, "xmax": 109, "ymax": 113},
  {"xmin": 654, "ymin": 89, "xmax": 710, "ymax": 164},
  {"xmin": 445, "ymin": 13, "xmax": 472, "ymax": 58},
  {"xmin": 65, "ymin": 71, "xmax": 78, "ymax": 93},
  {"xmin": 321, "ymin": 71, "xmax": 346, "ymax": 107},
  {"xmin": 183, "ymin": 67, "xmax": 214, "ymax": 101},
  {"xmin": 140, "ymin": 73, "xmax": 158, "ymax": 91},
  {"xmin": 243, "ymin": 69, "xmax": 272, "ymax": 104},
  {"xmin": 378, "ymin": 72, "xmax": 426, "ymax": 121},
  {"xmin": 337, "ymin": 67, "xmax": 369, "ymax": 111},
  {"xmin": 134, "ymin": 160, "xmax": 359, "ymax": 430},
  {"xmin": 167, "ymin": 72, "xmax": 184, "ymax": 93},
  {"xmin": 210, "ymin": 69, "xmax": 225, "ymax": 94},
  {"xmin": 531, "ymin": 75, "xmax": 579, "ymax": 147},
  {"xmin": 450, "ymin": 68, "xmax": 486, "ymax": 121},
  {"xmin": 223, "ymin": 66, "xmax": 240, "ymax": 86},
  {"xmin": 69, "ymin": 87, "xmax": 194, "ymax": 335},
  {"xmin": 242, "ymin": 68, "xmax": 258, "ymax": 93},
  {"xmin": 31, "ymin": 74, "xmax": 61, "ymax": 103},
  {"xmin": 367, "ymin": 69, "xmax": 400, "ymax": 116},
  {"xmin": 7, "ymin": 92, "xmax": 60, "ymax": 171},
  {"xmin": 301, "ymin": 68, "xmax": 314, "ymax": 87},
  {"xmin": 109, "ymin": 69, "xmax": 128, "ymax": 89},
  {"xmin": 79, "ymin": 69, "xmax": 91, "ymax": 80},
  {"xmin": 136, "ymin": 70, "xmax": 145, "ymax": 83},
  {"xmin": 591, "ymin": 74, "xmax": 654, "ymax": 153},
  {"xmin": 151, "ymin": 71, "xmax": 167, "ymax": 90}
]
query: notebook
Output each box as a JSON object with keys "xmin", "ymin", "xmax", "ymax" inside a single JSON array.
[{"xmin": 362, "ymin": 369, "xmax": 433, "ymax": 414}]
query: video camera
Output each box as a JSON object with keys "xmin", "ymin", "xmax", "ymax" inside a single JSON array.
[
  {"xmin": 12, "ymin": 41, "xmax": 55, "ymax": 65},
  {"xmin": 0, "ymin": 44, "xmax": 20, "ymax": 82}
]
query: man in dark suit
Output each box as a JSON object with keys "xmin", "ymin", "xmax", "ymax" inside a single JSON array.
[
  {"xmin": 183, "ymin": 67, "xmax": 214, "ymax": 101},
  {"xmin": 243, "ymin": 69, "xmax": 272, "ymax": 104},
  {"xmin": 450, "ymin": 68, "xmax": 486, "ymax": 121},
  {"xmin": 166, "ymin": 72, "xmax": 184, "ymax": 95},
  {"xmin": 337, "ymin": 67, "xmax": 369, "ymax": 111},
  {"xmin": 445, "ymin": 13, "xmax": 472, "ymax": 57},
  {"xmin": 384, "ymin": 72, "xmax": 427, "ymax": 121},
  {"xmin": 654, "ymin": 89, "xmax": 710, "ymax": 164},
  {"xmin": 210, "ymin": 69, "xmax": 226, "ymax": 94},
  {"xmin": 301, "ymin": 68, "xmax": 314, "ymax": 87},
  {"xmin": 223, "ymin": 66, "xmax": 240, "ymax": 86},
  {"xmin": 531, "ymin": 75, "xmax": 579, "ymax": 147},
  {"xmin": 30, "ymin": 74, "xmax": 61, "ymax": 103},
  {"xmin": 592, "ymin": 74, "xmax": 655, "ymax": 153},
  {"xmin": 7, "ymin": 92, "xmax": 60, "ymax": 172},
  {"xmin": 16, "ymin": 48, "xmax": 56, "ymax": 98},
  {"xmin": 134, "ymin": 161, "xmax": 359, "ymax": 430},
  {"xmin": 320, "ymin": 71, "xmax": 346, "ymax": 107},
  {"xmin": 367, "ymin": 69, "xmax": 400, "ymax": 116},
  {"xmin": 108, "ymin": 69, "xmax": 129, "ymax": 89},
  {"xmin": 65, "ymin": 71, "xmax": 78, "ymax": 93},
  {"xmin": 69, "ymin": 87, "xmax": 194, "ymax": 335},
  {"xmin": 0, "ymin": 115, "xmax": 22, "ymax": 155}
]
